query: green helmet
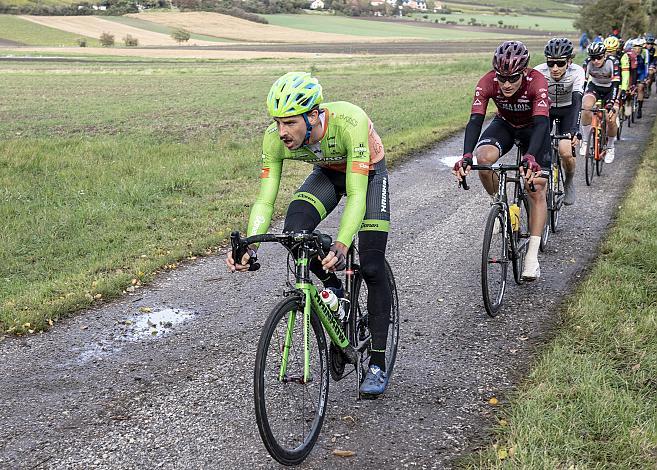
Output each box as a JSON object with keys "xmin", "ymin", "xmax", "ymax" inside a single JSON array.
[{"xmin": 267, "ymin": 72, "xmax": 323, "ymax": 118}]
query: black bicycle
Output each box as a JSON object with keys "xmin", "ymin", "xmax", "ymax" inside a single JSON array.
[
  {"xmin": 231, "ymin": 230, "xmax": 399, "ymax": 465},
  {"xmin": 459, "ymin": 148, "xmax": 533, "ymax": 317},
  {"xmin": 540, "ymin": 124, "xmax": 572, "ymax": 251}
]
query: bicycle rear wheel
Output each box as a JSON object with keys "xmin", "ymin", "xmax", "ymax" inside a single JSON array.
[
  {"xmin": 512, "ymin": 194, "xmax": 530, "ymax": 285},
  {"xmin": 481, "ymin": 204, "xmax": 508, "ymax": 317},
  {"xmin": 350, "ymin": 259, "xmax": 399, "ymax": 397},
  {"xmin": 254, "ymin": 296, "xmax": 329, "ymax": 466}
]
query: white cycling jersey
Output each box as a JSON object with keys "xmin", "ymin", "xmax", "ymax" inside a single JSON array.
[{"xmin": 534, "ymin": 62, "xmax": 586, "ymax": 108}]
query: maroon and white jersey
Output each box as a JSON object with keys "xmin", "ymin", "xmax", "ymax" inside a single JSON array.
[{"xmin": 470, "ymin": 69, "xmax": 550, "ymax": 128}]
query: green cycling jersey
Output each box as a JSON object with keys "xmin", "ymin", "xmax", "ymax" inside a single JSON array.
[{"xmin": 247, "ymin": 101, "xmax": 384, "ymax": 247}]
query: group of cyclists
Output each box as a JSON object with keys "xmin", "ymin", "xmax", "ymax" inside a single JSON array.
[{"xmin": 225, "ymin": 33, "xmax": 654, "ymax": 397}]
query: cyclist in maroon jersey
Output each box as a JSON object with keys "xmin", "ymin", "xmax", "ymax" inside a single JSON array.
[{"xmin": 453, "ymin": 41, "xmax": 550, "ymax": 280}]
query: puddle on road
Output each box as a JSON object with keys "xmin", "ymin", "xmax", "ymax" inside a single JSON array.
[
  {"xmin": 120, "ymin": 308, "xmax": 194, "ymax": 341},
  {"xmin": 440, "ymin": 156, "xmax": 481, "ymax": 168},
  {"xmin": 69, "ymin": 308, "xmax": 195, "ymax": 366}
]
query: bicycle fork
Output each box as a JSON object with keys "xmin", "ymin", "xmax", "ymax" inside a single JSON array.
[{"xmin": 278, "ymin": 253, "xmax": 357, "ymax": 384}]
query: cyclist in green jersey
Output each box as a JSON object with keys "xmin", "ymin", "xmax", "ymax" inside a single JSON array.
[{"xmin": 226, "ymin": 72, "xmax": 392, "ymax": 396}]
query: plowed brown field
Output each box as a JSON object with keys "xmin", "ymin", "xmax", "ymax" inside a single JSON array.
[
  {"xmin": 20, "ymin": 15, "xmax": 218, "ymax": 46},
  {"xmin": 127, "ymin": 12, "xmax": 406, "ymax": 43}
]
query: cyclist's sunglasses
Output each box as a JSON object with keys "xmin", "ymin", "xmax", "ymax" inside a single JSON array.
[
  {"xmin": 495, "ymin": 72, "xmax": 523, "ymax": 84},
  {"xmin": 590, "ymin": 54, "xmax": 605, "ymax": 60},
  {"xmin": 547, "ymin": 59, "xmax": 568, "ymax": 68}
]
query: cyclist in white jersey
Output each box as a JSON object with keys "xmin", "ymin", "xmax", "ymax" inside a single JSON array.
[
  {"xmin": 581, "ymin": 40, "xmax": 621, "ymax": 163},
  {"xmin": 535, "ymin": 38, "xmax": 585, "ymax": 205}
]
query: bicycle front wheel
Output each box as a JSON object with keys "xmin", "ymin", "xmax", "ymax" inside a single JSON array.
[
  {"xmin": 481, "ymin": 204, "xmax": 508, "ymax": 317},
  {"xmin": 512, "ymin": 194, "xmax": 531, "ymax": 285},
  {"xmin": 254, "ymin": 296, "xmax": 329, "ymax": 466},
  {"xmin": 350, "ymin": 259, "xmax": 399, "ymax": 393},
  {"xmin": 550, "ymin": 162, "xmax": 564, "ymax": 233},
  {"xmin": 585, "ymin": 137, "xmax": 595, "ymax": 186},
  {"xmin": 539, "ymin": 175, "xmax": 551, "ymax": 253}
]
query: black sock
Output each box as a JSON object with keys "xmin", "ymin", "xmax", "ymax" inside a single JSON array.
[{"xmin": 369, "ymin": 351, "xmax": 386, "ymax": 372}]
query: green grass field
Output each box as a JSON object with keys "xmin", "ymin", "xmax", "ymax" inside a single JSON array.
[
  {"xmin": 410, "ymin": 12, "xmax": 576, "ymax": 32},
  {"xmin": 263, "ymin": 14, "xmax": 510, "ymax": 40},
  {"xmin": 0, "ymin": 15, "xmax": 98, "ymax": 46},
  {"xmin": 103, "ymin": 16, "xmax": 234, "ymax": 43},
  {"xmin": 464, "ymin": 124, "xmax": 657, "ymax": 468},
  {"xmin": 0, "ymin": 54, "xmax": 491, "ymax": 334}
]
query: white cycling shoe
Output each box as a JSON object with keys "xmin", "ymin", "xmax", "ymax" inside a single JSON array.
[
  {"xmin": 605, "ymin": 147, "xmax": 615, "ymax": 163},
  {"xmin": 521, "ymin": 259, "xmax": 541, "ymax": 281}
]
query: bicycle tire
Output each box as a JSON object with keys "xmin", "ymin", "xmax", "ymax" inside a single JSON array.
[
  {"xmin": 349, "ymin": 259, "xmax": 399, "ymax": 395},
  {"xmin": 585, "ymin": 135, "xmax": 595, "ymax": 186},
  {"xmin": 596, "ymin": 127, "xmax": 606, "ymax": 177},
  {"xmin": 254, "ymin": 296, "xmax": 329, "ymax": 466},
  {"xmin": 550, "ymin": 161, "xmax": 564, "ymax": 233},
  {"xmin": 512, "ymin": 194, "xmax": 530, "ymax": 285},
  {"xmin": 481, "ymin": 204, "xmax": 508, "ymax": 317},
  {"xmin": 539, "ymin": 188, "xmax": 550, "ymax": 252},
  {"xmin": 617, "ymin": 107, "xmax": 623, "ymax": 140}
]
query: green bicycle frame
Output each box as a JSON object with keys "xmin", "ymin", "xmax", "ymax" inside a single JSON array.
[{"xmin": 278, "ymin": 249, "xmax": 350, "ymax": 383}]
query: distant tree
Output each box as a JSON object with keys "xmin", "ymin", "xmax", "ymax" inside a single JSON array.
[
  {"xmin": 574, "ymin": 0, "xmax": 646, "ymax": 38},
  {"xmin": 498, "ymin": 20, "xmax": 503, "ymax": 26},
  {"xmin": 99, "ymin": 32, "xmax": 115, "ymax": 47},
  {"xmin": 171, "ymin": 28, "xmax": 191, "ymax": 44}
]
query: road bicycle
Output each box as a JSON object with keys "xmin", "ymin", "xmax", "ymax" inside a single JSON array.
[
  {"xmin": 459, "ymin": 147, "xmax": 532, "ymax": 318},
  {"xmin": 540, "ymin": 121, "xmax": 572, "ymax": 251},
  {"xmin": 583, "ymin": 101, "xmax": 608, "ymax": 186},
  {"xmin": 231, "ymin": 230, "xmax": 399, "ymax": 466}
]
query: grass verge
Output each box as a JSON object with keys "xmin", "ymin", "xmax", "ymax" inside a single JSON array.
[
  {"xmin": 464, "ymin": 122, "xmax": 657, "ymax": 468},
  {"xmin": 0, "ymin": 54, "xmax": 490, "ymax": 334}
]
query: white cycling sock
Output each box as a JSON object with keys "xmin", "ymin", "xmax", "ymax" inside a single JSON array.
[
  {"xmin": 582, "ymin": 124, "xmax": 592, "ymax": 142},
  {"xmin": 526, "ymin": 235, "xmax": 541, "ymax": 263},
  {"xmin": 608, "ymin": 138, "xmax": 615, "ymax": 149}
]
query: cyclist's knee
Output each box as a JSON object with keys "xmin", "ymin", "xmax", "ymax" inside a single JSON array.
[
  {"xmin": 474, "ymin": 146, "xmax": 499, "ymax": 164},
  {"xmin": 359, "ymin": 255, "xmax": 387, "ymax": 288},
  {"xmin": 283, "ymin": 200, "xmax": 322, "ymax": 233}
]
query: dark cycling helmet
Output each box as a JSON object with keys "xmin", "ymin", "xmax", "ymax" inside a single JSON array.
[
  {"xmin": 647, "ymin": 34, "xmax": 655, "ymax": 44},
  {"xmin": 493, "ymin": 41, "xmax": 530, "ymax": 75},
  {"xmin": 544, "ymin": 37, "xmax": 573, "ymax": 58},
  {"xmin": 587, "ymin": 42, "xmax": 606, "ymax": 56}
]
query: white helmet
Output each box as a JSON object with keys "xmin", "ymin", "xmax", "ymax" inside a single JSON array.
[{"xmin": 634, "ymin": 37, "xmax": 646, "ymax": 47}]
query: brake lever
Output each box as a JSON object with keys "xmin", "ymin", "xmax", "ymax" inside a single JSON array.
[
  {"xmin": 230, "ymin": 231, "xmax": 260, "ymax": 272},
  {"xmin": 458, "ymin": 160, "xmax": 470, "ymax": 190},
  {"xmin": 521, "ymin": 161, "xmax": 537, "ymax": 192}
]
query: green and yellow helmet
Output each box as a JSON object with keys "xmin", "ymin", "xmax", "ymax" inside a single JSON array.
[{"xmin": 266, "ymin": 72, "xmax": 323, "ymax": 118}]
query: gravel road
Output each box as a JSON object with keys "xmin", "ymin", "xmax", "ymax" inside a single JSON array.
[{"xmin": 1, "ymin": 100, "xmax": 654, "ymax": 469}]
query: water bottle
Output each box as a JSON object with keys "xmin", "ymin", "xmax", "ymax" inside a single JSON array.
[
  {"xmin": 509, "ymin": 203, "xmax": 520, "ymax": 232},
  {"xmin": 320, "ymin": 288, "xmax": 345, "ymax": 321}
]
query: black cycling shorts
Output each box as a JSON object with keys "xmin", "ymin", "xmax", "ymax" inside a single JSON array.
[
  {"xmin": 291, "ymin": 159, "xmax": 390, "ymax": 233},
  {"xmin": 475, "ymin": 116, "xmax": 551, "ymax": 169},
  {"xmin": 584, "ymin": 82, "xmax": 616, "ymax": 104},
  {"xmin": 550, "ymin": 105, "xmax": 578, "ymax": 136}
]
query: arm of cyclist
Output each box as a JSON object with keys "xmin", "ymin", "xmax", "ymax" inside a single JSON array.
[
  {"xmin": 226, "ymin": 134, "xmax": 283, "ymax": 272},
  {"xmin": 571, "ymin": 91, "xmax": 583, "ymax": 146},
  {"xmin": 454, "ymin": 113, "xmax": 485, "ymax": 180},
  {"xmin": 454, "ymin": 77, "xmax": 491, "ymax": 181}
]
